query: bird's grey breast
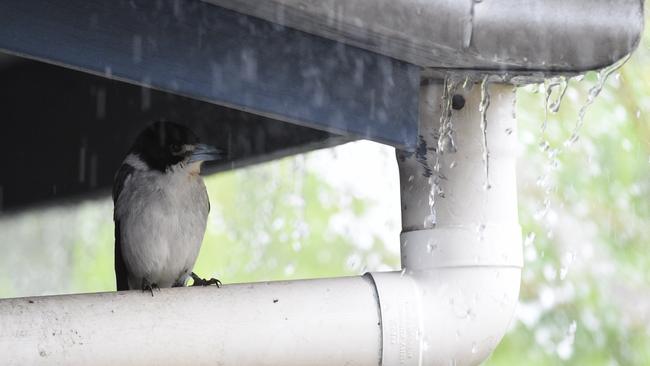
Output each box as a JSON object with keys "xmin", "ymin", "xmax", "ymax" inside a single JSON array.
[{"xmin": 115, "ymin": 156, "xmax": 209, "ymax": 287}]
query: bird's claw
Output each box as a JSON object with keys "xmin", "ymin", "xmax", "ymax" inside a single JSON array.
[
  {"xmin": 141, "ymin": 278, "xmax": 160, "ymax": 297},
  {"xmin": 190, "ymin": 272, "xmax": 222, "ymax": 287}
]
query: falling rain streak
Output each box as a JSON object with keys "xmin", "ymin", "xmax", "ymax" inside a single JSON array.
[
  {"xmin": 141, "ymin": 86, "xmax": 151, "ymax": 111},
  {"xmin": 132, "ymin": 35, "xmax": 143, "ymax": 63},
  {"xmin": 89, "ymin": 154, "xmax": 98, "ymax": 188},
  {"xmin": 78, "ymin": 139, "xmax": 87, "ymax": 184},
  {"xmin": 96, "ymin": 87, "xmax": 106, "ymax": 120}
]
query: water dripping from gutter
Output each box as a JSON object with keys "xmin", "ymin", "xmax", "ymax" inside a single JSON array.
[
  {"xmin": 438, "ymin": 77, "xmax": 461, "ymax": 155},
  {"xmin": 565, "ymin": 54, "xmax": 630, "ymax": 146},
  {"xmin": 479, "ymin": 75, "xmax": 491, "ymax": 190},
  {"xmin": 541, "ymin": 76, "xmax": 568, "ymax": 134}
]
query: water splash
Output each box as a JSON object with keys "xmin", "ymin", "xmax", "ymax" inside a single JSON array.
[
  {"xmin": 477, "ymin": 223, "xmax": 486, "ymax": 242},
  {"xmin": 559, "ymin": 251, "xmax": 576, "ymax": 281},
  {"xmin": 524, "ymin": 232, "xmax": 536, "ymax": 246},
  {"xmin": 424, "ymin": 176, "xmax": 439, "ymax": 229},
  {"xmin": 511, "ymin": 86, "xmax": 518, "ymax": 119},
  {"xmin": 479, "ymin": 76, "xmax": 491, "ymax": 189},
  {"xmin": 556, "ymin": 320, "xmax": 578, "ymax": 360},
  {"xmin": 283, "ymin": 263, "xmax": 295, "ymax": 276},
  {"xmin": 426, "ymin": 239, "xmax": 438, "ymax": 253},
  {"xmin": 346, "ymin": 253, "xmax": 362, "ymax": 271}
]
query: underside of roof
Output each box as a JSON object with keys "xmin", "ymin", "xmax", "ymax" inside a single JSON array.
[{"xmin": 0, "ymin": 0, "xmax": 644, "ymax": 212}]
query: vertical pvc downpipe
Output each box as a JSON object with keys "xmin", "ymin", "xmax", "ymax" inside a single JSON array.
[{"xmin": 371, "ymin": 81, "xmax": 522, "ymax": 366}]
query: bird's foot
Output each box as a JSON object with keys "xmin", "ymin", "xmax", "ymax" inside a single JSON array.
[
  {"xmin": 190, "ymin": 272, "xmax": 221, "ymax": 287},
  {"xmin": 141, "ymin": 278, "xmax": 160, "ymax": 297}
]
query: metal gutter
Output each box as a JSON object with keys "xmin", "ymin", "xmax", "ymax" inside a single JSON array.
[{"xmin": 208, "ymin": 0, "xmax": 644, "ymax": 73}]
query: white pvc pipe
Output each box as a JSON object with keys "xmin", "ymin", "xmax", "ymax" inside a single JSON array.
[
  {"xmin": 0, "ymin": 82, "xmax": 521, "ymax": 366},
  {"xmin": 371, "ymin": 82, "xmax": 522, "ymax": 365},
  {"xmin": 0, "ymin": 276, "xmax": 381, "ymax": 366}
]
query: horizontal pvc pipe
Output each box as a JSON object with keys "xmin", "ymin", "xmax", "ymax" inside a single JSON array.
[{"xmin": 0, "ymin": 276, "xmax": 381, "ymax": 366}]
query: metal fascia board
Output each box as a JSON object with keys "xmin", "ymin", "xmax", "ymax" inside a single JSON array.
[{"xmin": 0, "ymin": 0, "xmax": 420, "ymax": 149}]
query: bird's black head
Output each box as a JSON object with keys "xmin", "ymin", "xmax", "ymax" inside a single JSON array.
[{"xmin": 130, "ymin": 121, "xmax": 221, "ymax": 172}]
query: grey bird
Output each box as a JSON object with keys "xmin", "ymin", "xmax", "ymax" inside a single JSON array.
[{"xmin": 113, "ymin": 121, "xmax": 222, "ymax": 294}]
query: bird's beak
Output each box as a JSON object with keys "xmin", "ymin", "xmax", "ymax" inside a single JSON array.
[{"xmin": 188, "ymin": 143, "xmax": 223, "ymax": 163}]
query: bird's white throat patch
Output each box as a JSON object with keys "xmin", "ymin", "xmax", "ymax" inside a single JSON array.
[
  {"xmin": 186, "ymin": 161, "xmax": 203, "ymax": 176},
  {"xmin": 124, "ymin": 153, "xmax": 149, "ymax": 170},
  {"xmin": 124, "ymin": 153, "xmax": 203, "ymax": 176}
]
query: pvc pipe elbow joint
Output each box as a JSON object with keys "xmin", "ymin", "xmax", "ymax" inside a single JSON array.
[{"xmin": 370, "ymin": 226, "xmax": 522, "ymax": 366}]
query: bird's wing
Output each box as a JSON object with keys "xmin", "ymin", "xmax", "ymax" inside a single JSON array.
[{"xmin": 113, "ymin": 163, "xmax": 135, "ymax": 291}]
